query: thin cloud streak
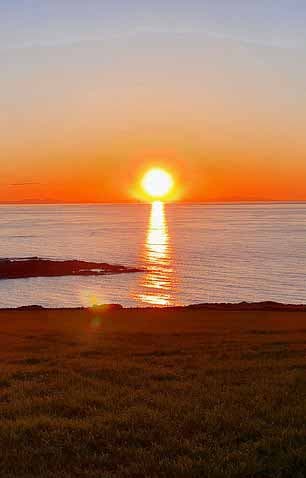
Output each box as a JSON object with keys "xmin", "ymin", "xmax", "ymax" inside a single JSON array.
[
  {"xmin": 8, "ymin": 183, "xmax": 42, "ymax": 187},
  {"xmin": 2, "ymin": 27, "xmax": 302, "ymax": 52}
]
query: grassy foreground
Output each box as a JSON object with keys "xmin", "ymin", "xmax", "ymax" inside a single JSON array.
[{"xmin": 1, "ymin": 307, "xmax": 306, "ymax": 477}]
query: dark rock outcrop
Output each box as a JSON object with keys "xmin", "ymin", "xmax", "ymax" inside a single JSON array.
[{"xmin": 0, "ymin": 257, "xmax": 143, "ymax": 280}]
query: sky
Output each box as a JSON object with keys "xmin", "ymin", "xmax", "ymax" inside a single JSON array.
[{"xmin": 1, "ymin": 0, "xmax": 306, "ymax": 203}]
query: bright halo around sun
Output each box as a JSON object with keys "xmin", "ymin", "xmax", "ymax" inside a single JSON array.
[{"xmin": 141, "ymin": 168, "xmax": 174, "ymax": 199}]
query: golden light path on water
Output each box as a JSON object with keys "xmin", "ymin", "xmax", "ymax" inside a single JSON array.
[{"xmin": 137, "ymin": 201, "xmax": 176, "ymax": 306}]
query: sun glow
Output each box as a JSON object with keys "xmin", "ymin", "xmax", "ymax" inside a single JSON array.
[{"xmin": 141, "ymin": 168, "xmax": 174, "ymax": 199}]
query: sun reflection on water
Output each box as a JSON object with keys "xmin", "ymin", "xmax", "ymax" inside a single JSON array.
[{"xmin": 137, "ymin": 201, "xmax": 175, "ymax": 306}]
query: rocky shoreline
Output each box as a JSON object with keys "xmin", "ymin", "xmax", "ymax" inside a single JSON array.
[
  {"xmin": 1, "ymin": 301, "xmax": 306, "ymax": 312},
  {"xmin": 0, "ymin": 257, "xmax": 143, "ymax": 280}
]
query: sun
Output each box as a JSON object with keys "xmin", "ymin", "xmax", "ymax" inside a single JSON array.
[{"xmin": 141, "ymin": 168, "xmax": 174, "ymax": 199}]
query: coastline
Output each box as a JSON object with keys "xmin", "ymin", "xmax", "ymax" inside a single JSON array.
[{"xmin": 1, "ymin": 301, "xmax": 306, "ymax": 312}]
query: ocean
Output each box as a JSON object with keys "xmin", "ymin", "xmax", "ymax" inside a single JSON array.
[{"xmin": 0, "ymin": 202, "xmax": 305, "ymax": 308}]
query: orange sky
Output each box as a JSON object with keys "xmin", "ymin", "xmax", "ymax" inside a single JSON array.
[
  {"xmin": 2, "ymin": 129, "xmax": 305, "ymax": 203},
  {"xmin": 1, "ymin": 2, "xmax": 306, "ymax": 203}
]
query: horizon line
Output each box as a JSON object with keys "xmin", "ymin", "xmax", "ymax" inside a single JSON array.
[{"xmin": 1, "ymin": 199, "xmax": 306, "ymax": 206}]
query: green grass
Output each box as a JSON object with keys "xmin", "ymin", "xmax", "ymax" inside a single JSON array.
[{"xmin": 0, "ymin": 308, "xmax": 306, "ymax": 477}]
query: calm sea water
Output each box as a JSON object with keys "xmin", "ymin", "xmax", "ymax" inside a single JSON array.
[{"xmin": 0, "ymin": 202, "xmax": 305, "ymax": 307}]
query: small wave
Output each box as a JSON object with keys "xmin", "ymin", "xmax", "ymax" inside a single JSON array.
[{"xmin": 7, "ymin": 235, "xmax": 36, "ymax": 239}]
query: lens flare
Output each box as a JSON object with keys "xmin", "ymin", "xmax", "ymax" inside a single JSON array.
[{"xmin": 141, "ymin": 168, "xmax": 174, "ymax": 199}]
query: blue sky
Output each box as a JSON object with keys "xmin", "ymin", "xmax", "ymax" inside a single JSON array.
[{"xmin": 1, "ymin": 1, "xmax": 306, "ymax": 49}]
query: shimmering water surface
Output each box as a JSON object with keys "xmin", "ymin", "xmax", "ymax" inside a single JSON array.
[{"xmin": 0, "ymin": 202, "xmax": 305, "ymax": 307}]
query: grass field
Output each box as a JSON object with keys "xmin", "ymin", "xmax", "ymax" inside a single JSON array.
[{"xmin": 1, "ymin": 306, "xmax": 306, "ymax": 477}]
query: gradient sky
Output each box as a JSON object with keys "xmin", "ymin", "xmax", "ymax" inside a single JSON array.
[{"xmin": 1, "ymin": 1, "xmax": 306, "ymax": 202}]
